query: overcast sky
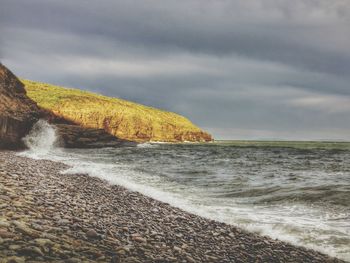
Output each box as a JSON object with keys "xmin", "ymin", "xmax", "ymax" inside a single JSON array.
[{"xmin": 1, "ymin": 0, "xmax": 350, "ymax": 140}]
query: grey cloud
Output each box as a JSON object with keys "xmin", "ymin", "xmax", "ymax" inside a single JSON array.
[
  {"xmin": 1, "ymin": 0, "xmax": 350, "ymax": 140},
  {"xmin": 2, "ymin": 0, "xmax": 350, "ymax": 76}
]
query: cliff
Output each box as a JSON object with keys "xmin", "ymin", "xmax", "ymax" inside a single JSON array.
[
  {"xmin": 0, "ymin": 64, "xmax": 43, "ymax": 149},
  {"xmin": 23, "ymin": 80, "xmax": 212, "ymax": 143},
  {"xmin": 0, "ymin": 64, "xmax": 133, "ymax": 149}
]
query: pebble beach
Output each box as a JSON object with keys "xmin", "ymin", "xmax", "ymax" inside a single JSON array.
[{"xmin": 0, "ymin": 150, "xmax": 345, "ymax": 263}]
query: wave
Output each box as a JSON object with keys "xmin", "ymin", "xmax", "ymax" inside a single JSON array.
[
  {"xmin": 137, "ymin": 143, "xmax": 159, "ymax": 148},
  {"xmin": 59, "ymin": 157, "xmax": 350, "ymax": 260},
  {"xmin": 17, "ymin": 122, "xmax": 350, "ymax": 261},
  {"xmin": 20, "ymin": 120, "xmax": 59, "ymax": 158}
]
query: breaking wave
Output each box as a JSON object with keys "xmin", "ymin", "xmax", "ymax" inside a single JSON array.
[
  {"xmin": 18, "ymin": 130, "xmax": 350, "ymax": 261},
  {"xmin": 21, "ymin": 120, "xmax": 59, "ymax": 158}
]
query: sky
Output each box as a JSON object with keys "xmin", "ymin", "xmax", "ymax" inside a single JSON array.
[{"xmin": 1, "ymin": 0, "xmax": 350, "ymax": 140}]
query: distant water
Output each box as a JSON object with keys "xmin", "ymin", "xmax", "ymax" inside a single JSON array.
[{"xmin": 21, "ymin": 121, "xmax": 350, "ymax": 261}]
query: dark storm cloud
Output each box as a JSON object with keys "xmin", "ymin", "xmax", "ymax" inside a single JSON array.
[
  {"xmin": 2, "ymin": 1, "xmax": 350, "ymax": 75},
  {"xmin": 2, "ymin": 0, "xmax": 350, "ymax": 77},
  {"xmin": 1, "ymin": 0, "xmax": 350, "ymax": 139}
]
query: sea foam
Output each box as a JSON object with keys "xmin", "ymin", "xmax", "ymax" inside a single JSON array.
[
  {"xmin": 17, "ymin": 125, "xmax": 350, "ymax": 261},
  {"xmin": 21, "ymin": 120, "xmax": 59, "ymax": 158}
]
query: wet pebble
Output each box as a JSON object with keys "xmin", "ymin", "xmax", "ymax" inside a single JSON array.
[{"xmin": 0, "ymin": 151, "xmax": 344, "ymax": 263}]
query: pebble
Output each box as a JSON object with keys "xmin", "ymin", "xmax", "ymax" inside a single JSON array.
[
  {"xmin": 13, "ymin": 221, "xmax": 38, "ymax": 237},
  {"xmin": 34, "ymin": 238, "xmax": 54, "ymax": 247},
  {"xmin": 133, "ymin": 236, "xmax": 146, "ymax": 243},
  {"xmin": 0, "ymin": 220, "xmax": 10, "ymax": 228},
  {"xmin": 8, "ymin": 245, "xmax": 21, "ymax": 250},
  {"xmin": 0, "ymin": 151, "xmax": 344, "ymax": 263},
  {"xmin": 2, "ymin": 256, "xmax": 25, "ymax": 263},
  {"xmin": 85, "ymin": 229, "xmax": 99, "ymax": 239},
  {"xmin": 0, "ymin": 229, "xmax": 15, "ymax": 238},
  {"xmin": 57, "ymin": 219, "xmax": 70, "ymax": 225},
  {"xmin": 19, "ymin": 246, "xmax": 44, "ymax": 257},
  {"xmin": 66, "ymin": 258, "xmax": 81, "ymax": 263}
]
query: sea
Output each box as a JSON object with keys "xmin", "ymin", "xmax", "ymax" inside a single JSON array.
[{"xmin": 20, "ymin": 120, "xmax": 350, "ymax": 261}]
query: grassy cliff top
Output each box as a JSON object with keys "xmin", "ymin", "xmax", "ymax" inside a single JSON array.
[{"xmin": 21, "ymin": 79, "xmax": 212, "ymax": 142}]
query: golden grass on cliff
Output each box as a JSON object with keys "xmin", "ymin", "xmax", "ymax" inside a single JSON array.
[{"xmin": 21, "ymin": 79, "xmax": 212, "ymax": 142}]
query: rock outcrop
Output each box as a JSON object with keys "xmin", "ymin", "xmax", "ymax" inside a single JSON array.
[
  {"xmin": 23, "ymin": 80, "xmax": 213, "ymax": 143},
  {"xmin": 0, "ymin": 64, "xmax": 134, "ymax": 149},
  {"xmin": 54, "ymin": 124, "xmax": 135, "ymax": 148},
  {"xmin": 0, "ymin": 64, "xmax": 43, "ymax": 149}
]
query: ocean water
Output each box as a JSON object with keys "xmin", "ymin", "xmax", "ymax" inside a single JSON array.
[{"xmin": 20, "ymin": 121, "xmax": 350, "ymax": 261}]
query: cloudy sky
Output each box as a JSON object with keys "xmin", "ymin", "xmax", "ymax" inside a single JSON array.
[{"xmin": 1, "ymin": 0, "xmax": 350, "ymax": 140}]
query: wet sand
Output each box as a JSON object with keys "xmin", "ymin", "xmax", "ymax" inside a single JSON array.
[{"xmin": 0, "ymin": 151, "xmax": 345, "ymax": 262}]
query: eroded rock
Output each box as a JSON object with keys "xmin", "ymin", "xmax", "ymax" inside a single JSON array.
[{"xmin": 0, "ymin": 64, "xmax": 43, "ymax": 149}]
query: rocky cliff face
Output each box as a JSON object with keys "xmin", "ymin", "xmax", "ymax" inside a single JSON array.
[
  {"xmin": 54, "ymin": 124, "xmax": 136, "ymax": 148},
  {"xmin": 23, "ymin": 80, "xmax": 213, "ymax": 143},
  {"xmin": 0, "ymin": 64, "xmax": 43, "ymax": 149},
  {"xmin": 0, "ymin": 64, "xmax": 134, "ymax": 149}
]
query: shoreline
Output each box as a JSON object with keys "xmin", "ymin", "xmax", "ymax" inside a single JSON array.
[{"xmin": 0, "ymin": 150, "xmax": 345, "ymax": 262}]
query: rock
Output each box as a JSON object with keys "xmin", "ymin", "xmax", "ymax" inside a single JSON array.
[
  {"xmin": 86, "ymin": 248, "xmax": 103, "ymax": 259},
  {"xmin": 66, "ymin": 258, "xmax": 82, "ymax": 263},
  {"xmin": 13, "ymin": 221, "xmax": 39, "ymax": 237},
  {"xmin": 54, "ymin": 124, "xmax": 136, "ymax": 148},
  {"xmin": 116, "ymin": 248, "xmax": 126, "ymax": 255},
  {"xmin": 181, "ymin": 244, "xmax": 189, "ymax": 250},
  {"xmin": 206, "ymin": 255, "xmax": 219, "ymax": 261},
  {"xmin": 34, "ymin": 238, "xmax": 54, "ymax": 247},
  {"xmin": 123, "ymin": 257, "xmax": 142, "ymax": 263},
  {"xmin": 57, "ymin": 219, "xmax": 70, "ymax": 225},
  {"xmin": 8, "ymin": 245, "xmax": 21, "ymax": 250},
  {"xmin": 0, "ymin": 220, "xmax": 10, "ymax": 228},
  {"xmin": 3, "ymin": 256, "xmax": 25, "ymax": 263},
  {"xmin": 133, "ymin": 236, "xmax": 146, "ymax": 243},
  {"xmin": 116, "ymin": 246, "xmax": 132, "ymax": 255},
  {"xmin": 186, "ymin": 255, "xmax": 196, "ymax": 263},
  {"xmin": 19, "ymin": 246, "xmax": 44, "ymax": 257},
  {"xmin": 173, "ymin": 246, "xmax": 182, "ymax": 253},
  {"xmin": 30, "ymin": 223, "xmax": 45, "ymax": 232},
  {"xmin": 152, "ymin": 208, "xmax": 159, "ymax": 213},
  {"xmin": 86, "ymin": 229, "xmax": 99, "ymax": 239},
  {"xmin": 0, "ymin": 63, "xmax": 44, "ymax": 149},
  {"xmin": 0, "ymin": 229, "xmax": 15, "ymax": 239},
  {"xmin": 131, "ymin": 233, "xmax": 146, "ymax": 243},
  {"xmin": 40, "ymin": 233, "xmax": 57, "ymax": 240}
]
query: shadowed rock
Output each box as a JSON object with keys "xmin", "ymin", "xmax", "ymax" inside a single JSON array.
[
  {"xmin": 0, "ymin": 63, "xmax": 43, "ymax": 149},
  {"xmin": 54, "ymin": 124, "xmax": 135, "ymax": 148}
]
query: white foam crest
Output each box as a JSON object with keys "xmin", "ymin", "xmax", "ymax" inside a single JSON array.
[
  {"xmin": 20, "ymin": 120, "xmax": 59, "ymax": 159},
  {"xmin": 60, "ymin": 160, "xmax": 210, "ymax": 216},
  {"xmin": 137, "ymin": 143, "xmax": 159, "ymax": 148}
]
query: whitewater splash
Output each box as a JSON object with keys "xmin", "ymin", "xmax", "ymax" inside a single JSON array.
[
  {"xmin": 137, "ymin": 143, "xmax": 160, "ymax": 148},
  {"xmin": 22, "ymin": 120, "xmax": 59, "ymax": 157}
]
